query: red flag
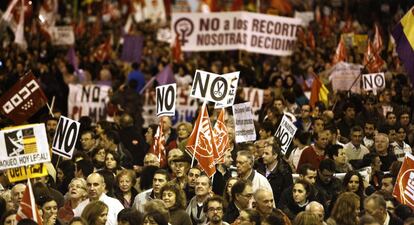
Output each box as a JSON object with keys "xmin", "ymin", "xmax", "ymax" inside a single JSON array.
[
  {"xmin": 373, "ymin": 24, "xmax": 383, "ymax": 53},
  {"xmin": 231, "ymin": 0, "xmax": 243, "ymax": 11},
  {"xmin": 213, "ymin": 109, "xmax": 229, "ymax": 163},
  {"xmin": 309, "ymin": 73, "xmax": 329, "ymax": 108},
  {"xmin": 94, "ymin": 39, "xmax": 112, "ymax": 62},
  {"xmin": 393, "ymin": 153, "xmax": 414, "ymax": 209},
  {"xmin": 0, "ymin": 72, "xmax": 48, "ymax": 124},
  {"xmin": 270, "ymin": 0, "xmax": 292, "ymax": 15},
  {"xmin": 341, "ymin": 17, "xmax": 354, "ymax": 33},
  {"xmin": 186, "ymin": 104, "xmax": 216, "ymax": 177},
  {"xmin": 307, "ymin": 30, "xmax": 316, "ymax": 50},
  {"xmin": 16, "ymin": 180, "xmax": 43, "ymax": 224},
  {"xmin": 172, "ymin": 36, "xmax": 183, "ymax": 63},
  {"xmin": 150, "ymin": 121, "xmax": 167, "ymax": 168},
  {"xmin": 315, "ymin": 6, "xmax": 321, "ymax": 23},
  {"xmin": 363, "ymin": 40, "xmax": 385, "ymax": 73},
  {"xmin": 332, "ymin": 37, "xmax": 347, "ymax": 65}
]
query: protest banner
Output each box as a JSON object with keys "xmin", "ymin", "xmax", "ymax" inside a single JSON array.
[
  {"xmin": 142, "ymin": 86, "xmax": 199, "ymax": 127},
  {"xmin": 0, "ymin": 124, "xmax": 50, "ymax": 170},
  {"xmin": 0, "ymin": 72, "xmax": 48, "ymax": 124},
  {"xmin": 52, "ymin": 26, "xmax": 75, "ymax": 45},
  {"xmin": 214, "ymin": 71, "xmax": 240, "ymax": 108},
  {"xmin": 233, "ymin": 102, "xmax": 256, "ymax": 143},
  {"xmin": 329, "ymin": 62, "xmax": 363, "ymax": 93},
  {"xmin": 393, "ymin": 153, "xmax": 414, "ymax": 209},
  {"xmin": 157, "ymin": 28, "xmax": 172, "ymax": 43},
  {"xmin": 362, "ymin": 72, "xmax": 385, "ymax": 93},
  {"xmin": 172, "ymin": 12, "xmax": 301, "ymax": 56},
  {"xmin": 191, "ymin": 70, "xmax": 239, "ymax": 106},
  {"xmin": 274, "ymin": 114, "xmax": 297, "ymax": 154},
  {"xmin": 68, "ymin": 84, "xmax": 111, "ymax": 123},
  {"xmin": 294, "ymin": 11, "xmax": 314, "ymax": 26},
  {"xmin": 7, "ymin": 163, "xmax": 48, "ymax": 183},
  {"xmin": 52, "ymin": 116, "xmax": 80, "ymax": 159},
  {"xmin": 156, "ymin": 83, "xmax": 177, "ymax": 117}
]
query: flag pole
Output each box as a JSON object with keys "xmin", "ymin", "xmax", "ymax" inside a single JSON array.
[
  {"xmin": 191, "ymin": 101, "xmax": 206, "ymax": 168},
  {"xmin": 27, "ymin": 178, "xmax": 38, "ymax": 223}
]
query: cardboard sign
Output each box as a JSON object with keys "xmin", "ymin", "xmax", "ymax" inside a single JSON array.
[
  {"xmin": 191, "ymin": 70, "xmax": 239, "ymax": 105},
  {"xmin": 329, "ymin": 62, "xmax": 363, "ymax": 94},
  {"xmin": 156, "ymin": 83, "xmax": 176, "ymax": 117},
  {"xmin": 7, "ymin": 163, "xmax": 48, "ymax": 183},
  {"xmin": 215, "ymin": 71, "xmax": 240, "ymax": 108},
  {"xmin": 362, "ymin": 72, "xmax": 385, "ymax": 92},
  {"xmin": 0, "ymin": 124, "xmax": 50, "ymax": 170},
  {"xmin": 68, "ymin": 84, "xmax": 111, "ymax": 123},
  {"xmin": 274, "ymin": 114, "xmax": 297, "ymax": 154},
  {"xmin": 52, "ymin": 26, "xmax": 75, "ymax": 45},
  {"xmin": 232, "ymin": 102, "xmax": 256, "ymax": 143},
  {"xmin": 52, "ymin": 116, "xmax": 80, "ymax": 159},
  {"xmin": 172, "ymin": 12, "xmax": 301, "ymax": 56}
]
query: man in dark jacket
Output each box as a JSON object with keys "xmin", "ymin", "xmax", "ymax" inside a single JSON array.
[{"xmin": 257, "ymin": 139, "xmax": 293, "ymax": 203}]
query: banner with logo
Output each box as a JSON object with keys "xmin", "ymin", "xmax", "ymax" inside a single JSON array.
[
  {"xmin": 0, "ymin": 73, "xmax": 48, "ymax": 124},
  {"xmin": 7, "ymin": 163, "xmax": 48, "ymax": 182},
  {"xmin": 0, "ymin": 124, "xmax": 50, "ymax": 170},
  {"xmin": 393, "ymin": 153, "xmax": 414, "ymax": 208},
  {"xmin": 172, "ymin": 12, "xmax": 302, "ymax": 56},
  {"xmin": 68, "ymin": 84, "xmax": 111, "ymax": 123}
]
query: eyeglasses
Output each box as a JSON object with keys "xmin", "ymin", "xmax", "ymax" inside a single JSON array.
[
  {"xmin": 208, "ymin": 207, "xmax": 223, "ymax": 212},
  {"xmin": 240, "ymin": 193, "xmax": 253, "ymax": 199}
]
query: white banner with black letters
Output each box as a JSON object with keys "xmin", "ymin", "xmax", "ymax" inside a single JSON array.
[
  {"xmin": 172, "ymin": 12, "xmax": 301, "ymax": 56},
  {"xmin": 191, "ymin": 70, "xmax": 239, "ymax": 106},
  {"xmin": 362, "ymin": 72, "xmax": 385, "ymax": 92},
  {"xmin": 0, "ymin": 124, "xmax": 51, "ymax": 170},
  {"xmin": 274, "ymin": 114, "xmax": 297, "ymax": 154},
  {"xmin": 233, "ymin": 102, "xmax": 256, "ymax": 143},
  {"xmin": 52, "ymin": 26, "xmax": 75, "ymax": 45},
  {"xmin": 156, "ymin": 83, "xmax": 176, "ymax": 117},
  {"xmin": 52, "ymin": 116, "xmax": 80, "ymax": 159}
]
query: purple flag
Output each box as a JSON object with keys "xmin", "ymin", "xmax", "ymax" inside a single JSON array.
[
  {"xmin": 121, "ymin": 35, "xmax": 143, "ymax": 63},
  {"xmin": 66, "ymin": 47, "xmax": 78, "ymax": 71},
  {"xmin": 156, "ymin": 64, "xmax": 175, "ymax": 85}
]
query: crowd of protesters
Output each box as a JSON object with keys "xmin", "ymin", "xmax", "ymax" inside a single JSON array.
[{"xmin": 1, "ymin": 0, "xmax": 414, "ymax": 225}]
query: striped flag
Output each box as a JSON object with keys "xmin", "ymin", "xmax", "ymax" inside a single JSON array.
[
  {"xmin": 332, "ymin": 37, "xmax": 347, "ymax": 65},
  {"xmin": 150, "ymin": 121, "xmax": 167, "ymax": 168}
]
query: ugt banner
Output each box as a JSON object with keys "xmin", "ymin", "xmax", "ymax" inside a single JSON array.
[{"xmin": 393, "ymin": 153, "xmax": 414, "ymax": 209}]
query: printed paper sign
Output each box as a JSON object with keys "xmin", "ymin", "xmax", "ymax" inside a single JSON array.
[
  {"xmin": 233, "ymin": 102, "xmax": 256, "ymax": 143},
  {"xmin": 172, "ymin": 12, "xmax": 301, "ymax": 56},
  {"xmin": 191, "ymin": 70, "xmax": 239, "ymax": 105},
  {"xmin": 7, "ymin": 163, "xmax": 48, "ymax": 182},
  {"xmin": 52, "ymin": 26, "xmax": 75, "ymax": 45},
  {"xmin": 0, "ymin": 124, "xmax": 50, "ymax": 170},
  {"xmin": 362, "ymin": 72, "xmax": 385, "ymax": 92},
  {"xmin": 156, "ymin": 83, "xmax": 176, "ymax": 117},
  {"xmin": 294, "ymin": 11, "xmax": 314, "ymax": 26},
  {"xmin": 274, "ymin": 114, "xmax": 297, "ymax": 154},
  {"xmin": 329, "ymin": 62, "xmax": 363, "ymax": 93},
  {"xmin": 52, "ymin": 116, "xmax": 81, "ymax": 159}
]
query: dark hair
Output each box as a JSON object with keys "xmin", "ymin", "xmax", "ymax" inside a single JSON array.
[
  {"xmin": 294, "ymin": 179, "xmax": 312, "ymax": 197},
  {"xmin": 160, "ymin": 182, "xmax": 187, "ymax": 210},
  {"xmin": 0, "ymin": 210, "xmax": 17, "ymax": 225},
  {"xmin": 57, "ymin": 159, "xmax": 75, "ymax": 194},
  {"xmin": 326, "ymin": 144, "xmax": 344, "ymax": 159},
  {"xmin": 140, "ymin": 165, "xmax": 160, "ymax": 191},
  {"xmin": 294, "ymin": 130, "xmax": 311, "ymax": 145},
  {"xmin": 143, "ymin": 211, "xmax": 169, "ymax": 225},
  {"xmin": 231, "ymin": 179, "xmax": 252, "ymax": 201},
  {"xmin": 97, "ymin": 169, "xmax": 116, "ymax": 197},
  {"xmin": 105, "ymin": 150, "xmax": 121, "ymax": 171},
  {"xmin": 203, "ymin": 195, "xmax": 225, "ymax": 213},
  {"xmin": 69, "ymin": 217, "xmax": 89, "ymax": 225},
  {"xmin": 394, "ymin": 204, "xmax": 414, "ymax": 221},
  {"xmin": 81, "ymin": 130, "xmax": 96, "ymax": 140},
  {"xmin": 260, "ymin": 121, "xmax": 275, "ymax": 134},
  {"xmin": 261, "ymin": 211, "xmax": 284, "ymax": 225},
  {"xmin": 242, "ymin": 208, "xmax": 261, "ymax": 225},
  {"xmin": 17, "ymin": 219, "xmax": 38, "ymax": 225},
  {"xmin": 0, "ymin": 196, "xmax": 6, "ymax": 218},
  {"xmin": 319, "ymin": 159, "xmax": 336, "ymax": 172},
  {"xmin": 343, "ymin": 171, "xmax": 365, "ymax": 197},
  {"xmin": 361, "ymin": 152, "xmax": 379, "ymax": 168},
  {"xmin": 117, "ymin": 208, "xmax": 143, "ymax": 225},
  {"xmin": 76, "ymin": 159, "xmax": 94, "ymax": 177},
  {"xmin": 297, "ymin": 164, "xmax": 316, "ymax": 176},
  {"xmin": 364, "ymin": 120, "xmax": 376, "ymax": 128},
  {"xmin": 103, "ymin": 130, "xmax": 120, "ymax": 145},
  {"xmin": 382, "ymin": 173, "xmax": 396, "ymax": 185},
  {"xmin": 350, "ymin": 126, "xmax": 363, "ymax": 134}
]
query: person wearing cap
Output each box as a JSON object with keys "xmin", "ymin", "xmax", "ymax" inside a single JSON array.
[{"xmin": 171, "ymin": 153, "xmax": 194, "ymax": 200}]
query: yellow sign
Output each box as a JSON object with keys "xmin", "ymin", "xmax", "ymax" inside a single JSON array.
[{"xmin": 7, "ymin": 164, "xmax": 48, "ymax": 183}]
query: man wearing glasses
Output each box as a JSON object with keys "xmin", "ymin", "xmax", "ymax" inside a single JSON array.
[{"xmin": 204, "ymin": 196, "xmax": 229, "ymax": 225}]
